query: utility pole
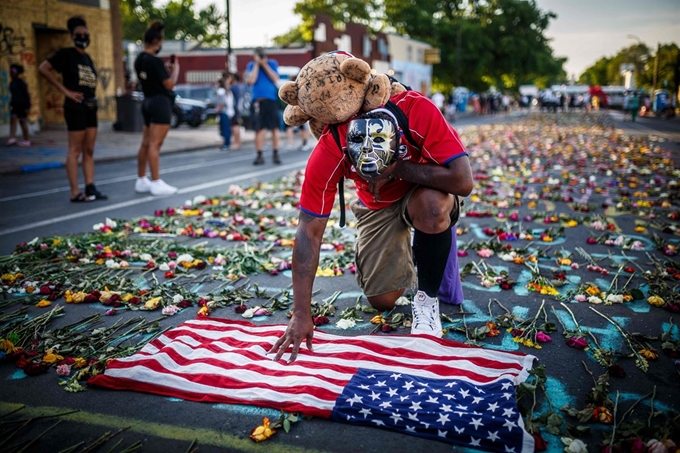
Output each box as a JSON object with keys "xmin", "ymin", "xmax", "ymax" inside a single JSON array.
[
  {"xmin": 225, "ymin": 0, "xmax": 232, "ymax": 74},
  {"xmin": 652, "ymin": 42, "xmax": 660, "ymax": 93},
  {"xmin": 109, "ymin": 0, "xmax": 125, "ymax": 95}
]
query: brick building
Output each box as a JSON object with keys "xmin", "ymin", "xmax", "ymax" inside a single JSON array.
[{"xmin": 0, "ymin": 0, "xmax": 122, "ymax": 136}]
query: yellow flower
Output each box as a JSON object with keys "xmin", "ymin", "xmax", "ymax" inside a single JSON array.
[
  {"xmin": 586, "ymin": 286, "xmax": 601, "ymax": 296},
  {"xmin": 558, "ymin": 258, "xmax": 572, "ymax": 266},
  {"xmin": 250, "ymin": 417, "xmax": 276, "ymax": 442},
  {"xmin": 36, "ymin": 299, "xmax": 52, "ymax": 308},
  {"xmin": 370, "ymin": 315, "xmax": 385, "ymax": 324},
  {"xmin": 566, "ymin": 220, "xmax": 578, "ymax": 227},
  {"xmin": 647, "ymin": 295, "xmax": 665, "ymax": 307},
  {"xmin": 145, "ymin": 296, "xmax": 162, "ymax": 310},
  {"xmin": 95, "ymin": 258, "xmax": 104, "ymax": 265},
  {"xmin": 638, "ymin": 348, "xmax": 658, "ymax": 360},
  {"xmin": 0, "ymin": 339, "xmax": 19, "ymax": 353},
  {"xmin": 26, "ymin": 285, "xmax": 35, "ymax": 293},
  {"xmin": 64, "ymin": 290, "xmax": 74, "ymax": 303},
  {"xmin": 316, "ymin": 267, "xmax": 335, "ymax": 277},
  {"xmin": 72, "ymin": 357, "xmax": 87, "ymax": 369},
  {"xmin": 52, "ymin": 238, "xmax": 61, "ymax": 245},
  {"xmin": 122, "ymin": 293, "xmax": 134, "ymax": 302},
  {"xmin": 71, "ymin": 291, "xmax": 87, "ymax": 303},
  {"xmin": 198, "ymin": 306, "xmax": 210, "ymax": 316},
  {"xmin": 528, "ymin": 201, "xmax": 537, "ymax": 209},
  {"xmin": 542, "ymin": 235, "xmax": 553, "ymax": 242},
  {"xmin": 43, "ymin": 350, "xmax": 64, "ymax": 364},
  {"xmin": 634, "ymin": 226, "xmax": 646, "ymax": 233}
]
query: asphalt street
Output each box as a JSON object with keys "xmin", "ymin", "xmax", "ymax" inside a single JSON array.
[{"xmin": 0, "ymin": 110, "xmax": 679, "ymax": 453}]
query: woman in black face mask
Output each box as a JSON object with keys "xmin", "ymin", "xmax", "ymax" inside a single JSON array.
[
  {"xmin": 39, "ymin": 16, "xmax": 107, "ymax": 203},
  {"xmin": 132, "ymin": 20, "xmax": 180, "ymax": 196}
]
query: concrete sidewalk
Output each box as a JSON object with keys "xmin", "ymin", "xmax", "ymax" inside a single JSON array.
[{"xmin": 0, "ymin": 123, "xmax": 255, "ymax": 175}]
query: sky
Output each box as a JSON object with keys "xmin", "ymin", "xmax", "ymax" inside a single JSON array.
[{"xmin": 194, "ymin": 0, "xmax": 679, "ymax": 78}]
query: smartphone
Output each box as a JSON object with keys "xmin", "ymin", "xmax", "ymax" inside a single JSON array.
[{"xmin": 170, "ymin": 54, "xmax": 176, "ymax": 64}]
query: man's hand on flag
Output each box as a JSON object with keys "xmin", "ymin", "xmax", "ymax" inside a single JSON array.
[{"xmin": 268, "ymin": 315, "xmax": 315, "ymax": 363}]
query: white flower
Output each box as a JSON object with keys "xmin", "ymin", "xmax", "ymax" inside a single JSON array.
[
  {"xmin": 162, "ymin": 305, "xmax": 180, "ymax": 316},
  {"xmin": 242, "ymin": 306, "xmax": 259, "ymax": 318},
  {"xmin": 172, "ymin": 294, "xmax": 183, "ymax": 304},
  {"xmin": 481, "ymin": 279, "xmax": 494, "ymax": 288},
  {"xmin": 105, "ymin": 259, "xmax": 120, "ymax": 269},
  {"xmin": 203, "ymin": 211, "xmax": 213, "ymax": 218},
  {"xmin": 158, "ymin": 263, "xmax": 170, "ymax": 271},
  {"xmin": 588, "ymin": 296, "xmax": 603, "ymax": 304},
  {"xmin": 613, "ymin": 235, "xmax": 625, "ymax": 246},
  {"xmin": 499, "ymin": 252, "xmax": 516, "ymax": 262},
  {"xmin": 228, "ymin": 185, "xmax": 243, "ymax": 195},
  {"xmin": 139, "ymin": 253, "xmax": 152, "ymax": 261},
  {"xmin": 562, "ymin": 437, "xmax": 587, "ymax": 453},
  {"xmin": 395, "ymin": 297, "xmax": 410, "ymax": 306},
  {"xmin": 176, "ymin": 254, "xmax": 194, "ymax": 264},
  {"xmin": 213, "ymin": 254, "xmax": 225, "ymax": 265},
  {"xmin": 105, "ymin": 218, "xmax": 117, "ymax": 228},
  {"xmin": 92, "ymin": 222, "xmax": 104, "ymax": 230},
  {"xmin": 79, "ymin": 258, "xmax": 91, "ymax": 264},
  {"xmin": 605, "ymin": 294, "xmax": 624, "ymax": 304},
  {"xmin": 335, "ymin": 318, "xmax": 356, "ymax": 330},
  {"xmin": 630, "ymin": 240, "xmax": 644, "ymax": 250},
  {"xmin": 192, "ymin": 195, "xmax": 207, "ymax": 205}
]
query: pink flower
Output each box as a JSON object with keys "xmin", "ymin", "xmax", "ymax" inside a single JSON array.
[
  {"xmin": 162, "ymin": 305, "xmax": 180, "ymax": 316},
  {"xmin": 56, "ymin": 364, "xmax": 70, "ymax": 376},
  {"xmin": 477, "ymin": 248, "xmax": 494, "ymax": 258},
  {"xmin": 571, "ymin": 262, "xmax": 580, "ymax": 270},
  {"xmin": 457, "ymin": 250, "xmax": 468, "ymax": 257},
  {"xmin": 536, "ymin": 332, "xmax": 552, "ymax": 342},
  {"xmin": 566, "ymin": 337, "xmax": 588, "ymax": 350},
  {"xmin": 574, "ymin": 294, "xmax": 587, "ymax": 302}
]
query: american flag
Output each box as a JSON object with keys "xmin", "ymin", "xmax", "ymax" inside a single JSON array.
[{"xmin": 90, "ymin": 318, "xmax": 536, "ymax": 453}]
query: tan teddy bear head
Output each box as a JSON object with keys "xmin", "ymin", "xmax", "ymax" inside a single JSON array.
[{"xmin": 279, "ymin": 51, "xmax": 393, "ymax": 139}]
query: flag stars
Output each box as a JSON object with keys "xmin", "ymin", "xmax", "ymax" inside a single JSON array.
[
  {"xmin": 408, "ymin": 412, "xmax": 420, "ymax": 421},
  {"xmin": 487, "ymin": 431, "xmax": 500, "ymax": 442},
  {"xmin": 406, "ymin": 425, "xmax": 416, "ymax": 433},
  {"xmin": 346, "ymin": 394, "xmax": 363, "ymax": 406},
  {"xmin": 375, "ymin": 380, "xmax": 387, "ymax": 387},
  {"xmin": 459, "ymin": 389, "xmax": 471, "ymax": 398},
  {"xmin": 436, "ymin": 413, "xmax": 451, "ymax": 425},
  {"xmin": 445, "ymin": 382, "xmax": 456, "ymax": 388},
  {"xmin": 440, "ymin": 404, "xmax": 453, "ymax": 412},
  {"xmin": 503, "ymin": 419, "xmax": 517, "ymax": 431},
  {"xmin": 390, "ymin": 412, "xmax": 403, "ymax": 424},
  {"xmin": 470, "ymin": 437, "xmax": 482, "ymax": 447},
  {"xmin": 487, "ymin": 402, "xmax": 500, "ymax": 413},
  {"xmin": 426, "ymin": 396, "xmax": 439, "ymax": 404},
  {"xmin": 399, "ymin": 395, "xmax": 410, "ymax": 402},
  {"xmin": 359, "ymin": 408, "xmax": 372, "ymax": 419},
  {"xmin": 415, "ymin": 388, "xmax": 427, "ymax": 395},
  {"xmin": 502, "ymin": 392, "xmax": 513, "ymax": 400},
  {"xmin": 501, "ymin": 381, "xmax": 513, "ymax": 390},
  {"xmin": 410, "ymin": 401, "xmax": 422, "ymax": 411},
  {"xmin": 443, "ymin": 394, "xmax": 456, "ymax": 401},
  {"xmin": 358, "ymin": 384, "xmax": 370, "ymax": 390},
  {"xmin": 387, "ymin": 388, "xmax": 398, "ymax": 397},
  {"xmin": 505, "ymin": 446, "xmax": 516, "ymax": 453},
  {"xmin": 372, "ymin": 419, "xmax": 385, "ymax": 427},
  {"xmin": 469, "ymin": 418, "xmax": 484, "ymax": 430},
  {"xmin": 455, "ymin": 404, "xmax": 469, "ymax": 411},
  {"xmin": 454, "ymin": 426, "xmax": 465, "ymax": 434},
  {"xmin": 472, "ymin": 396, "xmax": 484, "ymax": 404},
  {"xmin": 438, "ymin": 430, "xmax": 448, "ymax": 438},
  {"xmin": 402, "ymin": 381, "xmax": 414, "ymax": 391},
  {"xmin": 390, "ymin": 373, "xmax": 402, "ymax": 380},
  {"xmin": 503, "ymin": 408, "xmax": 515, "ymax": 418},
  {"xmin": 369, "ymin": 391, "xmax": 381, "ymax": 401},
  {"xmin": 379, "ymin": 401, "xmax": 393, "ymax": 409}
]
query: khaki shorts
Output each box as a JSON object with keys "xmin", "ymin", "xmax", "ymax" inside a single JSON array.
[{"xmin": 351, "ymin": 188, "xmax": 461, "ymax": 298}]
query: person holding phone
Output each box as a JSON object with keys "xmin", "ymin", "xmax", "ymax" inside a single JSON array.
[
  {"xmin": 133, "ymin": 20, "xmax": 180, "ymax": 196},
  {"xmin": 39, "ymin": 16, "xmax": 107, "ymax": 202},
  {"xmin": 246, "ymin": 47, "xmax": 281, "ymax": 165}
]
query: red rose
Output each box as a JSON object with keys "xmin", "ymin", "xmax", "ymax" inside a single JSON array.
[
  {"xmin": 380, "ymin": 324, "xmax": 393, "ymax": 333},
  {"xmin": 234, "ymin": 304, "xmax": 247, "ymax": 314},
  {"xmin": 23, "ymin": 362, "xmax": 49, "ymax": 376},
  {"xmin": 566, "ymin": 337, "xmax": 588, "ymax": 350},
  {"xmin": 90, "ymin": 290, "xmax": 101, "ymax": 299},
  {"xmin": 195, "ymin": 261, "xmax": 207, "ymax": 270},
  {"xmin": 586, "ymin": 238, "xmax": 597, "ymax": 244},
  {"xmin": 84, "ymin": 294, "xmax": 98, "ymax": 303},
  {"xmin": 164, "ymin": 271, "xmax": 175, "ymax": 279},
  {"xmin": 608, "ymin": 364, "xmax": 626, "ymax": 378},
  {"xmin": 532, "ymin": 433, "xmax": 547, "ymax": 451},
  {"xmin": 128, "ymin": 296, "xmax": 141, "ymax": 305},
  {"xmin": 177, "ymin": 299, "xmax": 193, "ymax": 308},
  {"xmin": 313, "ymin": 316, "xmax": 330, "ymax": 326}
]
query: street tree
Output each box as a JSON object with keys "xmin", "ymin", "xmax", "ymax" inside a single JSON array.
[{"xmin": 121, "ymin": 0, "xmax": 226, "ymax": 47}]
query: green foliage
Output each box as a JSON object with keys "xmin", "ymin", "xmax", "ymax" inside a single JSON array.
[
  {"xmin": 579, "ymin": 42, "xmax": 679, "ymax": 94},
  {"xmin": 121, "ymin": 0, "xmax": 226, "ymax": 47}
]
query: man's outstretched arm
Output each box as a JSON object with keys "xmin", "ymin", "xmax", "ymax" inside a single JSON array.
[{"xmin": 268, "ymin": 211, "xmax": 328, "ymax": 362}]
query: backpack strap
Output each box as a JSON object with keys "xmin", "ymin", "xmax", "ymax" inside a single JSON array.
[
  {"xmin": 329, "ymin": 124, "xmax": 347, "ymax": 228},
  {"xmin": 384, "ymin": 100, "xmax": 419, "ymax": 150}
]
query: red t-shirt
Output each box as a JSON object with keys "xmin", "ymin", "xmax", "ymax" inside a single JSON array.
[{"xmin": 299, "ymin": 90, "xmax": 468, "ymax": 217}]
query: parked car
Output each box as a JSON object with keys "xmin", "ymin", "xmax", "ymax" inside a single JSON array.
[
  {"xmin": 171, "ymin": 97, "xmax": 208, "ymax": 128},
  {"xmin": 173, "ymin": 84, "xmax": 219, "ymax": 119}
]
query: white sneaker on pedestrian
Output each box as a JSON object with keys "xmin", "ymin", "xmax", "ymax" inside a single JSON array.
[
  {"xmin": 411, "ymin": 291, "xmax": 443, "ymax": 337},
  {"xmin": 150, "ymin": 179, "xmax": 178, "ymax": 196},
  {"xmin": 135, "ymin": 176, "xmax": 152, "ymax": 193}
]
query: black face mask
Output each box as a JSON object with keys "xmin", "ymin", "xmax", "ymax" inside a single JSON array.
[
  {"xmin": 155, "ymin": 45, "xmax": 162, "ymax": 55},
  {"xmin": 74, "ymin": 34, "xmax": 90, "ymax": 49}
]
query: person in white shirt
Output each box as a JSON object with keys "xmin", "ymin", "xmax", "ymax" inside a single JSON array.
[
  {"xmin": 431, "ymin": 91, "xmax": 445, "ymax": 115},
  {"xmin": 217, "ymin": 75, "xmax": 235, "ymax": 150}
]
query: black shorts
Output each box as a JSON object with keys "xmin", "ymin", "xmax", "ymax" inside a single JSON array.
[
  {"xmin": 64, "ymin": 107, "xmax": 98, "ymax": 131},
  {"xmin": 10, "ymin": 104, "xmax": 29, "ymax": 120},
  {"xmin": 230, "ymin": 113, "xmax": 242, "ymax": 126},
  {"xmin": 252, "ymin": 99, "xmax": 279, "ymax": 131},
  {"xmin": 142, "ymin": 95, "xmax": 172, "ymax": 126}
]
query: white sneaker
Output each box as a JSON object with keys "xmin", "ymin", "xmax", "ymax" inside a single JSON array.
[
  {"xmin": 150, "ymin": 179, "xmax": 178, "ymax": 196},
  {"xmin": 411, "ymin": 291, "xmax": 443, "ymax": 337},
  {"xmin": 135, "ymin": 176, "xmax": 152, "ymax": 193}
]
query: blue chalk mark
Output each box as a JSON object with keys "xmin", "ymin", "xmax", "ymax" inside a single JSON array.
[
  {"xmin": 167, "ymin": 397, "xmax": 184, "ymax": 402},
  {"xmin": 212, "ymin": 403, "xmax": 281, "ymax": 418},
  {"xmin": 10, "ymin": 369, "xmax": 27, "ymax": 380},
  {"xmin": 22, "ymin": 162, "xmax": 63, "ymax": 172},
  {"xmin": 462, "ymin": 281, "xmax": 501, "ymax": 293}
]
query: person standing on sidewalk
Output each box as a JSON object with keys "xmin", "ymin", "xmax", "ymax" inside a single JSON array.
[
  {"xmin": 630, "ymin": 92, "xmax": 640, "ymax": 122},
  {"xmin": 6, "ymin": 64, "xmax": 31, "ymax": 147},
  {"xmin": 246, "ymin": 47, "xmax": 281, "ymax": 165},
  {"xmin": 229, "ymin": 72, "xmax": 246, "ymax": 150},
  {"xmin": 216, "ymin": 75, "xmax": 235, "ymax": 150},
  {"xmin": 39, "ymin": 16, "xmax": 107, "ymax": 203},
  {"xmin": 133, "ymin": 20, "xmax": 180, "ymax": 196}
]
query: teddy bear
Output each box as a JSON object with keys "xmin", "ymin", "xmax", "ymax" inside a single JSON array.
[{"xmin": 279, "ymin": 51, "xmax": 405, "ymax": 139}]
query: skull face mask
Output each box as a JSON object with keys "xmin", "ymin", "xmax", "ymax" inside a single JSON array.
[{"xmin": 346, "ymin": 117, "xmax": 398, "ymax": 179}]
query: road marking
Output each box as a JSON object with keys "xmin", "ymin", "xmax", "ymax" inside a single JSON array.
[
  {"xmin": 0, "ymin": 401, "xmax": 328, "ymax": 452},
  {"xmin": 0, "ymin": 162, "xmax": 305, "ymax": 237},
  {"xmin": 0, "ymin": 152, "xmax": 299, "ymax": 203}
]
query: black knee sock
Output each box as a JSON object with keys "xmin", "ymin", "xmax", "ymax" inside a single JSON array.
[{"xmin": 412, "ymin": 228, "xmax": 452, "ymax": 298}]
